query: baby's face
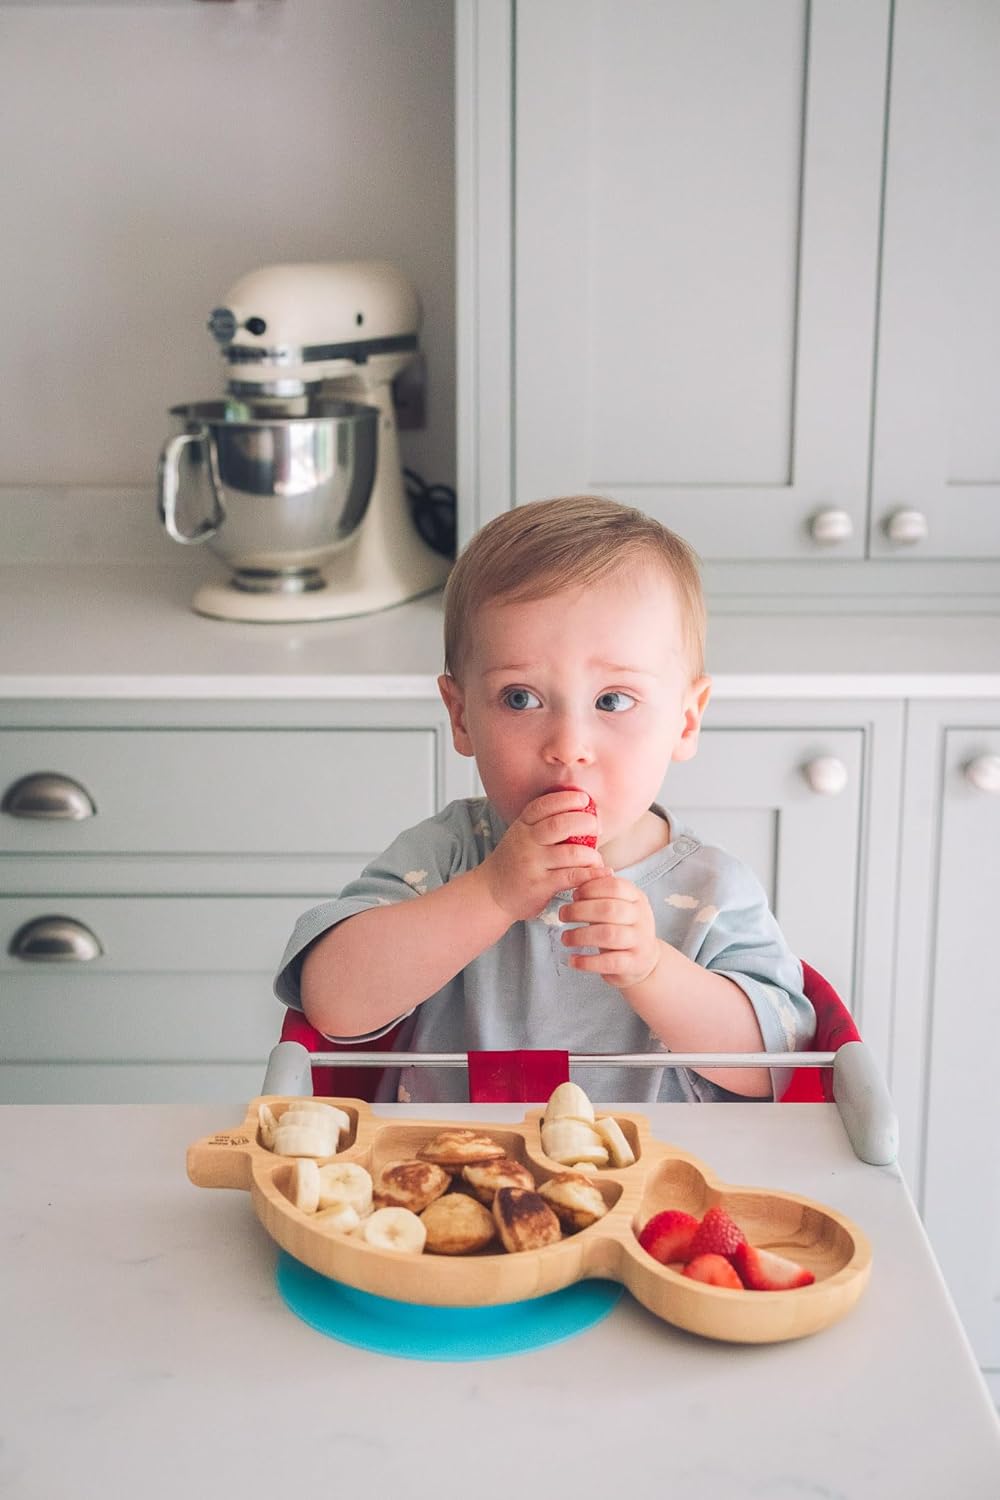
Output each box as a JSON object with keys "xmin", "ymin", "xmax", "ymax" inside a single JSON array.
[{"xmin": 439, "ymin": 566, "xmax": 711, "ymax": 868}]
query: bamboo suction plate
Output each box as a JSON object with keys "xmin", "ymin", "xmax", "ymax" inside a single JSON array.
[{"xmin": 187, "ymin": 1098, "xmax": 872, "ymax": 1346}]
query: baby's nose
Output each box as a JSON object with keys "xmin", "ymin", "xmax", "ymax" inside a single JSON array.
[{"xmin": 542, "ymin": 715, "xmax": 595, "ymax": 767}]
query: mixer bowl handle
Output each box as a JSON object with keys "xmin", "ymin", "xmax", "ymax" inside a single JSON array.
[{"xmin": 157, "ymin": 428, "xmax": 226, "ymax": 544}]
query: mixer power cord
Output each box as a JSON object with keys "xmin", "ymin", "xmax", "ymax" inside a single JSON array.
[{"xmin": 404, "ymin": 468, "xmax": 456, "ymax": 559}]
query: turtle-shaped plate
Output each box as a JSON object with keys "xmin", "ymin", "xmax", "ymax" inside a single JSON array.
[{"xmin": 187, "ymin": 1097, "xmax": 871, "ymax": 1344}]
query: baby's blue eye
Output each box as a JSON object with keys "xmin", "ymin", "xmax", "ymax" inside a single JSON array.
[
  {"xmin": 502, "ymin": 687, "xmax": 541, "ymax": 711},
  {"xmin": 596, "ymin": 690, "xmax": 636, "ymax": 713}
]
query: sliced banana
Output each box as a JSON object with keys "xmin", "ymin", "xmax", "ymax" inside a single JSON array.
[
  {"xmin": 271, "ymin": 1123, "xmax": 336, "ymax": 1159},
  {"xmin": 317, "ymin": 1161, "xmax": 373, "ymax": 1216},
  {"xmin": 287, "ymin": 1157, "xmax": 321, "ymax": 1213},
  {"xmin": 538, "ymin": 1172, "xmax": 608, "ymax": 1232},
  {"xmin": 276, "ymin": 1111, "xmax": 340, "ymax": 1154},
  {"xmin": 540, "ymin": 1118, "xmax": 609, "ymax": 1167},
  {"xmin": 258, "ymin": 1102, "xmax": 279, "ymax": 1150},
  {"xmin": 362, "ymin": 1206, "xmax": 427, "ymax": 1254},
  {"xmin": 543, "ymin": 1081, "xmax": 595, "ymax": 1124},
  {"xmin": 280, "ymin": 1099, "xmax": 351, "ymax": 1135},
  {"xmin": 593, "ymin": 1114, "xmax": 636, "ymax": 1168},
  {"xmin": 315, "ymin": 1202, "xmax": 362, "ymax": 1235}
]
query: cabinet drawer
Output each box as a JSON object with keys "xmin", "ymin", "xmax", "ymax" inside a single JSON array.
[
  {"xmin": 1, "ymin": 897, "xmax": 315, "ymax": 1075},
  {"xmin": 0, "ymin": 729, "xmax": 435, "ymax": 855}
]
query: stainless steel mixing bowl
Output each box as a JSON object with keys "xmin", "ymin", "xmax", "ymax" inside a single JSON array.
[{"xmin": 157, "ymin": 398, "xmax": 378, "ymax": 593}]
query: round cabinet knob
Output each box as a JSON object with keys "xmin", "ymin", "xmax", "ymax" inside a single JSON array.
[
  {"xmin": 810, "ymin": 508, "xmax": 853, "ymax": 545},
  {"xmin": 2, "ymin": 773, "xmax": 96, "ymax": 821},
  {"xmin": 9, "ymin": 916, "xmax": 103, "ymax": 962},
  {"xmin": 965, "ymin": 755, "xmax": 1000, "ymax": 794},
  {"xmin": 802, "ymin": 756, "xmax": 848, "ymax": 796},
  {"xmin": 885, "ymin": 508, "xmax": 929, "ymax": 545}
]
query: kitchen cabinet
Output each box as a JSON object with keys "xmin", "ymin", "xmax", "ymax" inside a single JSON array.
[
  {"xmin": 870, "ymin": 0, "xmax": 1000, "ymax": 560},
  {"xmin": 0, "ymin": 700, "xmax": 472, "ymax": 1104},
  {"xmin": 457, "ymin": 0, "xmax": 1000, "ymax": 588},
  {"xmin": 893, "ymin": 704, "xmax": 1000, "ymax": 1402}
]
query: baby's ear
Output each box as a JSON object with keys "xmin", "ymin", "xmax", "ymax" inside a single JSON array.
[
  {"xmin": 437, "ymin": 674, "xmax": 475, "ymax": 758},
  {"xmin": 671, "ymin": 675, "xmax": 712, "ymax": 763}
]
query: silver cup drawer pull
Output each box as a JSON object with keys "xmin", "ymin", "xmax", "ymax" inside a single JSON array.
[
  {"xmin": 2, "ymin": 773, "xmax": 97, "ymax": 821},
  {"xmin": 10, "ymin": 917, "xmax": 104, "ymax": 963}
]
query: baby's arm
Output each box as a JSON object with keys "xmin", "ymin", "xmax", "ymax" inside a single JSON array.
[
  {"xmin": 302, "ymin": 788, "xmax": 604, "ymax": 1038},
  {"xmin": 560, "ymin": 872, "xmax": 783, "ymax": 1097}
]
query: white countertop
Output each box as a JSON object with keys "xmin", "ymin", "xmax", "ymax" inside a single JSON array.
[
  {"xmin": 4, "ymin": 1100, "xmax": 998, "ymax": 1498},
  {"xmin": 1, "ymin": 563, "xmax": 999, "ymax": 700}
]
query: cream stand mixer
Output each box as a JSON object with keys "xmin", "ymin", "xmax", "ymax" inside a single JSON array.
[{"xmin": 157, "ymin": 260, "xmax": 450, "ymax": 622}]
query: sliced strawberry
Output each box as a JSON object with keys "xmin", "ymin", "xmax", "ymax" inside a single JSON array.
[
  {"xmin": 550, "ymin": 783, "xmax": 598, "ymax": 848},
  {"xmin": 687, "ymin": 1205, "xmax": 746, "ymax": 1262},
  {"xmin": 731, "ymin": 1242, "xmax": 815, "ymax": 1291},
  {"xmin": 682, "ymin": 1253, "xmax": 743, "ymax": 1289},
  {"xmin": 636, "ymin": 1209, "xmax": 700, "ymax": 1265}
]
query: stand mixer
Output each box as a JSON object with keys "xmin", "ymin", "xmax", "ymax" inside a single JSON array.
[{"xmin": 157, "ymin": 260, "xmax": 450, "ymax": 622}]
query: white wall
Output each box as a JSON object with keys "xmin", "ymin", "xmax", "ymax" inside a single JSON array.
[{"xmin": 0, "ymin": 0, "xmax": 454, "ymax": 512}]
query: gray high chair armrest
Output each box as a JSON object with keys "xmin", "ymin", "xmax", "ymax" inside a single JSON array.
[
  {"xmin": 831, "ymin": 1041, "xmax": 899, "ymax": 1166},
  {"xmin": 262, "ymin": 1040, "xmax": 313, "ymax": 1098}
]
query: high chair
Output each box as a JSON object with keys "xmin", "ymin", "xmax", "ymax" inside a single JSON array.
[{"xmin": 267, "ymin": 960, "xmax": 897, "ymax": 1165}]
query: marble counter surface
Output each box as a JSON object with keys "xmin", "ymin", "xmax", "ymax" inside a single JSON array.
[
  {"xmin": 1, "ymin": 562, "xmax": 999, "ymax": 699},
  {"xmin": 3, "ymin": 1100, "xmax": 999, "ymax": 1498}
]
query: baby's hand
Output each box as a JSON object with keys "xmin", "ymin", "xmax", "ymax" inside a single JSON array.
[
  {"xmin": 480, "ymin": 788, "xmax": 605, "ymax": 922},
  {"xmin": 558, "ymin": 874, "xmax": 662, "ymax": 991}
]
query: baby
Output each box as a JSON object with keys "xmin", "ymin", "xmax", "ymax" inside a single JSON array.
[{"xmin": 274, "ymin": 495, "xmax": 814, "ymax": 1103}]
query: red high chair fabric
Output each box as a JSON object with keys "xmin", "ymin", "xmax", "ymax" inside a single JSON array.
[
  {"xmin": 278, "ymin": 1008, "xmax": 406, "ymax": 1102},
  {"xmin": 780, "ymin": 961, "xmax": 861, "ymax": 1103},
  {"xmin": 278, "ymin": 960, "xmax": 856, "ymax": 1104}
]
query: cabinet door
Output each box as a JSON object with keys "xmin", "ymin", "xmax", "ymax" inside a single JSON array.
[
  {"xmin": 513, "ymin": 0, "xmax": 888, "ymax": 559},
  {"xmin": 664, "ymin": 727, "xmax": 863, "ymax": 1008},
  {"xmin": 921, "ymin": 727, "xmax": 1000, "ymax": 1374},
  {"xmin": 870, "ymin": 0, "xmax": 1000, "ymax": 560}
]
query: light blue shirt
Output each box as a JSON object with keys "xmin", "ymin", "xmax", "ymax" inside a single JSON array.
[{"xmin": 274, "ymin": 797, "xmax": 815, "ymax": 1104}]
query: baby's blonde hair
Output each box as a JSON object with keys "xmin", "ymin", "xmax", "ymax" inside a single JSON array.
[{"xmin": 443, "ymin": 495, "xmax": 706, "ymax": 681}]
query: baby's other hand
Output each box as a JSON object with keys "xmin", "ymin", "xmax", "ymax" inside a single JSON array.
[
  {"xmin": 480, "ymin": 788, "xmax": 606, "ymax": 922},
  {"xmin": 558, "ymin": 874, "xmax": 662, "ymax": 991}
]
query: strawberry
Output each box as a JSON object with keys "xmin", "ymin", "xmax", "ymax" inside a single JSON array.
[
  {"xmin": 731, "ymin": 1242, "xmax": 815, "ymax": 1291},
  {"xmin": 687, "ymin": 1205, "xmax": 746, "ymax": 1262},
  {"xmin": 636, "ymin": 1209, "xmax": 700, "ymax": 1265},
  {"xmin": 682, "ymin": 1253, "xmax": 743, "ymax": 1289},
  {"xmin": 549, "ymin": 784, "xmax": 598, "ymax": 848}
]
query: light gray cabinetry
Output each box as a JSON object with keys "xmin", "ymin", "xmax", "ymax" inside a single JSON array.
[
  {"xmin": 512, "ymin": 0, "xmax": 887, "ymax": 561},
  {"xmin": 871, "ymin": 0, "xmax": 1000, "ymax": 560},
  {"xmin": 895, "ymin": 705, "xmax": 1000, "ymax": 1392},
  {"xmin": 0, "ymin": 700, "xmax": 470, "ymax": 1104},
  {"xmin": 458, "ymin": 0, "xmax": 1000, "ymax": 589}
]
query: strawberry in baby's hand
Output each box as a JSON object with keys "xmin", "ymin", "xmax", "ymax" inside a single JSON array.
[
  {"xmin": 687, "ymin": 1205, "xmax": 747, "ymax": 1262},
  {"xmin": 731, "ymin": 1242, "xmax": 815, "ymax": 1291},
  {"xmin": 637, "ymin": 1209, "xmax": 700, "ymax": 1266},
  {"xmin": 550, "ymin": 784, "xmax": 598, "ymax": 847},
  {"xmin": 682, "ymin": 1253, "xmax": 744, "ymax": 1290}
]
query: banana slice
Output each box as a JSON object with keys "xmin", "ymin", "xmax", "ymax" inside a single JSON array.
[
  {"xmin": 271, "ymin": 1123, "xmax": 336, "ymax": 1159},
  {"xmin": 258, "ymin": 1102, "xmax": 279, "ymax": 1149},
  {"xmin": 593, "ymin": 1114, "xmax": 636, "ymax": 1168},
  {"xmin": 317, "ymin": 1161, "xmax": 373, "ymax": 1216},
  {"xmin": 315, "ymin": 1202, "xmax": 362, "ymax": 1235},
  {"xmin": 538, "ymin": 1171, "xmax": 608, "ymax": 1232},
  {"xmin": 362, "ymin": 1207, "xmax": 427, "ymax": 1254},
  {"xmin": 543, "ymin": 1081, "xmax": 595, "ymax": 1124},
  {"xmin": 280, "ymin": 1100, "xmax": 351, "ymax": 1135},
  {"xmin": 540, "ymin": 1118, "xmax": 609, "ymax": 1167},
  {"xmin": 276, "ymin": 1111, "xmax": 340, "ymax": 1154},
  {"xmin": 288, "ymin": 1157, "xmax": 321, "ymax": 1213}
]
